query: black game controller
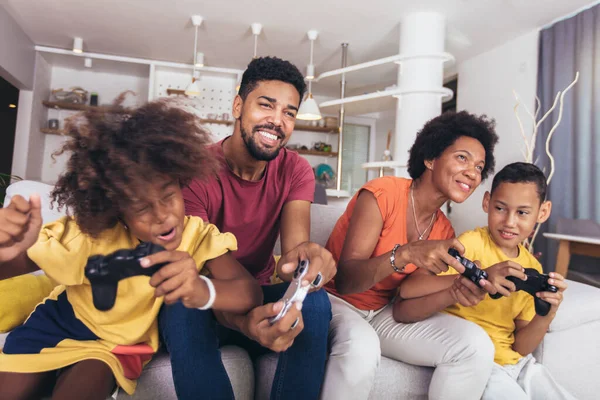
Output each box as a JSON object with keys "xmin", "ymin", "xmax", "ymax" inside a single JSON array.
[
  {"xmin": 85, "ymin": 242, "xmax": 168, "ymax": 311},
  {"xmin": 448, "ymin": 248, "xmax": 488, "ymax": 288},
  {"xmin": 489, "ymin": 268, "xmax": 558, "ymax": 316}
]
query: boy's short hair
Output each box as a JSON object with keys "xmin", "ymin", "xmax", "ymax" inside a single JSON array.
[
  {"xmin": 407, "ymin": 111, "xmax": 499, "ymax": 181},
  {"xmin": 51, "ymin": 97, "xmax": 218, "ymax": 237},
  {"xmin": 490, "ymin": 162, "xmax": 547, "ymax": 202},
  {"xmin": 238, "ymin": 56, "xmax": 307, "ymax": 105}
]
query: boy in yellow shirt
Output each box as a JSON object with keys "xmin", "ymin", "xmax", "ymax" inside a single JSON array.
[{"xmin": 398, "ymin": 162, "xmax": 574, "ymax": 400}]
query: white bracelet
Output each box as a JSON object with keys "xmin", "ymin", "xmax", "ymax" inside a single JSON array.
[{"xmin": 197, "ymin": 275, "xmax": 216, "ymax": 310}]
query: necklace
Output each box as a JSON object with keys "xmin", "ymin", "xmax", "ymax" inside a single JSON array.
[{"xmin": 410, "ymin": 185, "xmax": 436, "ymax": 240}]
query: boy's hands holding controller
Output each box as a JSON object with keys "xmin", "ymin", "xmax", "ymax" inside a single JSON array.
[
  {"xmin": 143, "ymin": 251, "xmax": 209, "ymax": 308},
  {"xmin": 485, "ymin": 261, "xmax": 528, "ymax": 297},
  {"xmin": 0, "ymin": 194, "xmax": 43, "ymax": 263},
  {"xmin": 537, "ymin": 272, "xmax": 567, "ymax": 319}
]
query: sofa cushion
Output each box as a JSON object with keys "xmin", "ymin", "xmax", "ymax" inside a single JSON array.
[
  {"xmin": 548, "ymin": 280, "xmax": 600, "ymax": 332},
  {"xmin": 5, "ymin": 180, "xmax": 65, "ymax": 224},
  {"xmin": 0, "ymin": 274, "xmax": 55, "ymax": 332},
  {"xmin": 254, "ymin": 352, "xmax": 434, "ymax": 400},
  {"xmin": 118, "ymin": 346, "xmax": 254, "ymax": 400}
]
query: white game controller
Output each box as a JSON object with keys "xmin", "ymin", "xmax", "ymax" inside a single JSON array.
[{"xmin": 268, "ymin": 260, "xmax": 310, "ymax": 325}]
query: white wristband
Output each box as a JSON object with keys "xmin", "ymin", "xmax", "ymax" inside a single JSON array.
[{"xmin": 197, "ymin": 275, "xmax": 216, "ymax": 310}]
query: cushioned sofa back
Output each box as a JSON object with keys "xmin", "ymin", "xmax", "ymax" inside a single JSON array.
[
  {"xmin": 274, "ymin": 203, "xmax": 347, "ymax": 254},
  {"xmin": 5, "ymin": 180, "xmax": 66, "ymax": 224}
]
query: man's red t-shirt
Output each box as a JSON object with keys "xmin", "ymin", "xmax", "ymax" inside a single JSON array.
[{"xmin": 182, "ymin": 139, "xmax": 315, "ymax": 285}]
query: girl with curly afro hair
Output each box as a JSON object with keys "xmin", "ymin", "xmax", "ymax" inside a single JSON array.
[{"xmin": 0, "ymin": 97, "xmax": 262, "ymax": 399}]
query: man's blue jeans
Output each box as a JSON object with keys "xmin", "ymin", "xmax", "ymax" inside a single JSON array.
[{"xmin": 159, "ymin": 283, "xmax": 332, "ymax": 400}]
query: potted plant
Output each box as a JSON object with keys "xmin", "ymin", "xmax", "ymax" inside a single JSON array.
[{"xmin": 0, "ymin": 173, "xmax": 22, "ymax": 206}]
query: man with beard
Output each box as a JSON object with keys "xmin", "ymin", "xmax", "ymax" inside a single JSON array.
[{"xmin": 159, "ymin": 57, "xmax": 337, "ymax": 400}]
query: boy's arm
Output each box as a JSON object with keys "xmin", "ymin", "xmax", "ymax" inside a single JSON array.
[
  {"xmin": 393, "ymin": 275, "xmax": 487, "ymax": 323},
  {"xmin": 398, "ymin": 268, "xmax": 458, "ymax": 299},
  {"xmin": 512, "ymin": 272, "xmax": 567, "ymax": 356}
]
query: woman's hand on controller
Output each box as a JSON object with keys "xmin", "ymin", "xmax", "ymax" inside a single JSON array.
[
  {"xmin": 0, "ymin": 195, "xmax": 43, "ymax": 263},
  {"xmin": 537, "ymin": 272, "xmax": 567, "ymax": 318},
  {"xmin": 449, "ymin": 275, "xmax": 487, "ymax": 307},
  {"xmin": 485, "ymin": 261, "xmax": 527, "ymax": 297},
  {"xmin": 143, "ymin": 251, "xmax": 209, "ymax": 308},
  {"xmin": 405, "ymin": 238, "xmax": 467, "ymax": 275}
]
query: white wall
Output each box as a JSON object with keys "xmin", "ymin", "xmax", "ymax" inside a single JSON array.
[
  {"xmin": 0, "ymin": 6, "xmax": 35, "ymax": 89},
  {"xmin": 450, "ymin": 29, "xmax": 539, "ymax": 235}
]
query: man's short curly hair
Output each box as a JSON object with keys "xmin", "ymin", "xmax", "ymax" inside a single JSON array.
[
  {"xmin": 51, "ymin": 98, "xmax": 218, "ymax": 237},
  {"xmin": 238, "ymin": 56, "xmax": 307, "ymax": 105},
  {"xmin": 407, "ymin": 111, "xmax": 499, "ymax": 181}
]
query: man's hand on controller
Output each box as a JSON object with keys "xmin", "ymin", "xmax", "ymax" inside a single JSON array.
[
  {"xmin": 537, "ymin": 272, "xmax": 567, "ymax": 318},
  {"xmin": 0, "ymin": 194, "xmax": 43, "ymax": 263},
  {"xmin": 277, "ymin": 242, "xmax": 336, "ymax": 291},
  {"xmin": 142, "ymin": 250, "xmax": 209, "ymax": 308},
  {"xmin": 239, "ymin": 301, "xmax": 304, "ymax": 353},
  {"xmin": 485, "ymin": 261, "xmax": 528, "ymax": 297}
]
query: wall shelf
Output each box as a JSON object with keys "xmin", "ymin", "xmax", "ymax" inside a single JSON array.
[
  {"xmin": 201, "ymin": 119, "xmax": 234, "ymax": 126},
  {"xmin": 42, "ymin": 100, "xmax": 131, "ymax": 113},
  {"xmin": 295, "ymin": 125, "xmax": 339, "ymax": 134},
  {"xmin": 293, "ymin": 149, "xmax": 338, "ymax": 157},
  {"xmin": 41, "ymin": 128, "xmax": 66, "ymax": 135}
]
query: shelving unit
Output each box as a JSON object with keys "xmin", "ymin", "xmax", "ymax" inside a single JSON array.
[{"xmin": 41, "ymin": 100, "xmax": 234, "ymax": 131}]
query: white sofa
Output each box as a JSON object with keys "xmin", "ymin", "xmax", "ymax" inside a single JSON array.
[{"xmin": 2, "ymin": 180, "xmax": 600, "ymax": 399}]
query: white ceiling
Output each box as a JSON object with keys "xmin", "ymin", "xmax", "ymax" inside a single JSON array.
[{"xmin": 4, "ymin": 0, "xmax": 596, "ymax": 99}]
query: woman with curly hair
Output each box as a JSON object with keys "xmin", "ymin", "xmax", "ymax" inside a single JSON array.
[
  {"xmin": 321, "ymin": 111, "xmax": 501, "ymax": 400},
  {"xmin": 0, "ymin": 99, "xmax": 262, "ymax": 400}
]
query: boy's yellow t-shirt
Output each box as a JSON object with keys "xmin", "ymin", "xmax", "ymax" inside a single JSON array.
[{"xmin": 440, "ymin": 227, "xmax": 542, "ymax": 365}]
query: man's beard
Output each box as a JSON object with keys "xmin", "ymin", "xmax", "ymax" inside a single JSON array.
[{"xmin": 240, "ymin": 118, "xmax": 286, "ymax": 162}]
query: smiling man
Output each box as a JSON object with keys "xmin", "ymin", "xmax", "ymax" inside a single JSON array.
[{"xmin": 159, "ymin": 57, "xmax": 336, "ymax": 400}]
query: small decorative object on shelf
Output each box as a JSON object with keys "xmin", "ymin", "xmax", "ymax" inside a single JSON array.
[
  {"xmin": 90, "ymin": 92, "xmax": 98, "ymax": 106},
  {"xmin": 315, "ymin": 163, "xmax": 336, "ymax": 188},
  {"xmin": 48, "ymin": 119, "xmax": 59, "ymax": 130},
  {"xmin": 51, "ymin": 87, "xmax": 88, "ymax": 104}
]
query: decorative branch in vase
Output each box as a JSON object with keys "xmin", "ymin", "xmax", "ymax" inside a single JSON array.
[{"xmin": 513, "ymin": 72, "xmax": 579, "ymax": 253}]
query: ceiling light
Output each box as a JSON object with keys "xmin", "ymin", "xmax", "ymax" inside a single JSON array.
[
  {"xmin": 195, "ymin": 52, "xmax": 204, "ymax": 67},
  {"xmin": 73, "ymin": 37, "xmax": 83, "ymax": 53},
  {"xmin": 251, "ymin": 23, "xmax": 263, "ymax": 58},
  {"xmin": 297, "ymin": 93, "xmax": 321, "ymax": 120},
  {"xmin": 8, "ymin": 104, "xmax": 16, "ymax": 108},
  {"xmin": 297, "ymin": 30, "xmax": 321, "ymax": 120},
  {"xmin": 185, "ymin": 78, "xmax": 201, "ymax": 97}
]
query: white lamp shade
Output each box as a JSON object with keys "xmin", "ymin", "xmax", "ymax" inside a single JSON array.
[
  {"xmin": 297, "ymin": 95, "xmax": 321, "ymax": 120},
  {"xmin": 185, "ymin": 80, "xmax": 201, "ymax": 97}
]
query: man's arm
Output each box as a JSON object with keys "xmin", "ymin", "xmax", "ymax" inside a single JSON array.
[{"xmin": 276, "ymin": 200, "xmax": 336, "ymax": 287}]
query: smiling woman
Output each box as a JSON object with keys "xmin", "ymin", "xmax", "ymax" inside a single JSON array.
[{"xmin": 320, "ymin": 110, "xmax": 501, "ymax": 399}]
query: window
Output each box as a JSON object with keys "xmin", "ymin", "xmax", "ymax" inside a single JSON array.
[{"xmin": 341, "ymin": 123, "xmax": 371, "ymax": 194}]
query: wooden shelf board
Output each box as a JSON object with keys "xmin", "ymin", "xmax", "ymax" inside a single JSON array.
[
  {"xmin": 292, "ymin": 149, "xmax": 338, "ymax": 157},
  {"xmin": 200, "ymin": 119, "xmax": 234, "ymax": 126},
  {"xmin": 41, "ymin": 128, "xmax": 66, "ymax": 135},
  {"xmin": 294, "ymin": 125, "xmax": 338, "ymax": 134},
  {"xmin": 42, "ymin": 101, "xmax": 130, "ymax": 114}
]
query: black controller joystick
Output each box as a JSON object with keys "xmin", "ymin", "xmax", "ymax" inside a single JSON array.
[
  {"xmin": 489, "ymin": 268, "xmax": 558, "ymax": 316},
  {"xmin": 85, "ymin": 242, "xmax": 168, "ymax": 311},
  {"xmin": 448, "ymin": 248, "xmax": 488, "ymax": 288}
]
